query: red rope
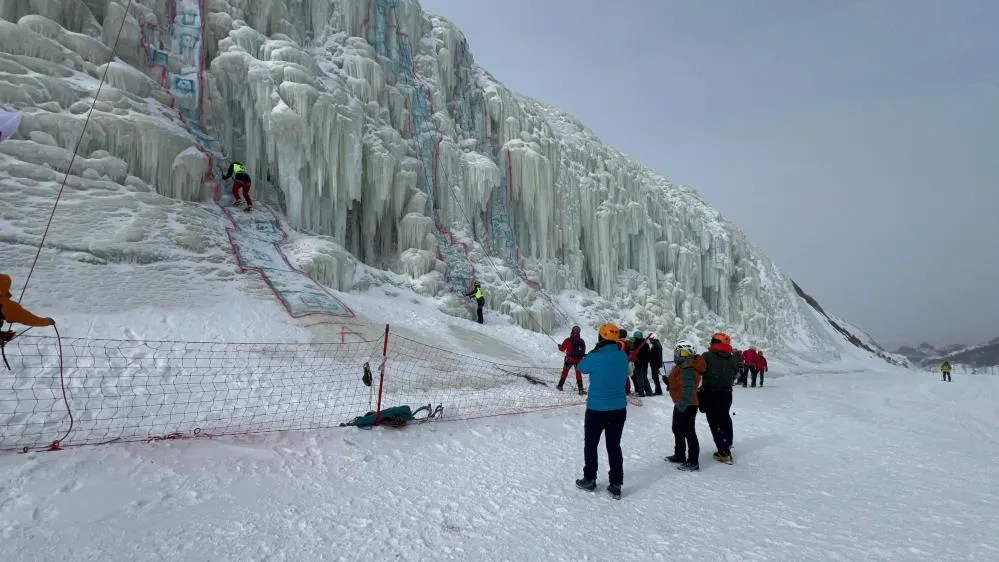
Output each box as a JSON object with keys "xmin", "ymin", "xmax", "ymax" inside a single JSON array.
[
  {"xmin": 46, "ymin": 324, "xmax": 71, "ymax": 451},
  {"xmin": 16, "ymin": 0, "xmax": 135, "ymax": 303}
]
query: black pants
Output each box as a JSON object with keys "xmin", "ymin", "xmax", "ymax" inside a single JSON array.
[
  {"xmin": 475, "ymin": 300, "xmax": 483, "ymax": 323},
  {"xmin": 737, "ymin": 366, "xmax": 748, "ymax": 385},
  {"xmin": 750, "ymin": 367, "xmax": 762, "ymax": 386},
  {"xmin": 632, "ymin": 365, "xmax": 652, "ymax": 396},
  {"xmin": 699, "ymin": 390, "xmax": 733, "ymax": 455},
  {"xmin": 943, "ymin": 372, "xmax": 951, "ymax": 382},
  {"xmin": 583, "ymin": 408, "xmax": 627, "ymax": 486},
  {"xmin": 672, "ymin": 405, "xmax": 699, "ymax": 464}
]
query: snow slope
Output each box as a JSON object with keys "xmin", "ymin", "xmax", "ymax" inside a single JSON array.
[
  {"xmin": 3, "ymin": 369, "xmax": 997, "ymax": 560},
  {"xmin": 0, "ymin": 0, "xmax": 890, "ymax": 365}
]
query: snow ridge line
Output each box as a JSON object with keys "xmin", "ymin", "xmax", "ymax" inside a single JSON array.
[
  {"xmin": 358, "ymin": 0, "xmax": 477, "ymax": 294},
  {"xmin": 136, "ymin": 0, "xmax": 354, "ymax": 320}
]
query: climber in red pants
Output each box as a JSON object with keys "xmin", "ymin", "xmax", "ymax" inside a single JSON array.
[
  {"xmin": 558, "ymin": 325, "xmax": 588, "ymax": 395},
  {"xmin": 222, "ymin": 161, "xmax": 253, "ymax": 212}
]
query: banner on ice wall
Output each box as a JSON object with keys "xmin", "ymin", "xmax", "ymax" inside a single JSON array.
[
  {"xmin": 144, "ymin": 0, "xmax": 204, "ymax": 124},
  {"xmin": 0, "ymin": 110, "xmax": 22, "ymax": 142}
]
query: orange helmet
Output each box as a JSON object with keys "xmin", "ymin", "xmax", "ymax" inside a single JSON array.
[
  {"xmin": 710, "ymin": 332, "xmax": 731, "ymax": 348},
  {"xmin": 598, "ymin": 323, "xmax": 620, "ymax": 341}
]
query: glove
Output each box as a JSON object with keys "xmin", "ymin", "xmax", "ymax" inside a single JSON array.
[{"xmin": 45, "ymin": 317, "xmax": 55, "ymax": 326}]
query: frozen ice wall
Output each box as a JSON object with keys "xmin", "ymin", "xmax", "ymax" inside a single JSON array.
[
  {"xmin": 0, "ymin": 0, "xmax": 860, "ymax": 359},
  {"xmin": 193, "ymin": 0, "xmax": 845, "ymax": 356}
]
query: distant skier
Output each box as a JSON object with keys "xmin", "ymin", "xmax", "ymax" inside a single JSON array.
[
  {"xmin": 628, "ymin": 330, "xmax": 654, "ymax": 397},
  {"xmin": 648, "ymin": 333, "xmax": 665, "ymax": 395},
  {"xmin": 666, "ymin": 339, "xmax": 705, "ymax": 471},
  {"xmin": 222, "ymin": 160, "xmax": 253, "ymax": 212},
  {"xmin": 1, "ymin": 274, "xmax": 56, "ymax": 369},
  {"xmin": 575, "ymin": 323, "xmax": 630, "ymax": 500},
  {"xmin": 698, "ymin": 332, "xmax": 740, "ymax": 465},
  {"xmin": 557, "ymin": 325, "xmax": 587, "ymax": 395},
  {"xmin": 940, "ymin": 361, "xmax": 952, "ymax": 382},
  {"xmin": 755, "ymin": 351, "xmax": 769, "ymax": 386},
  {"xmin": 465, "ymin": 282, "xmax": 484, "ymax": 324}
]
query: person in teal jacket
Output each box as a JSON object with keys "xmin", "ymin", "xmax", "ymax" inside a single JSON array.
[{"xmin": 575, "ymin": 323, "xmax": 630, "ymax": 499}]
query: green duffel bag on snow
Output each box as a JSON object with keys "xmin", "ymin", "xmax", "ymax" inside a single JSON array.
[{"xmin": 339, "ymin": 404, "xmax": 443, "ymax": 429}]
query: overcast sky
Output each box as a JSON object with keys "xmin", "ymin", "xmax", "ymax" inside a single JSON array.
[{"xmin": 419, "ymin": 0, "xmax": 998, "ymax": 348}]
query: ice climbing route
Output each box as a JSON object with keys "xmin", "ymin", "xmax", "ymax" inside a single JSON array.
[
  {"xmin": 139, "ymin": 0, "xmax": 354, "ymax": 318},
  {"xmin": 359, "ymin": 0, "xmax": 477, "ymax": 293}
]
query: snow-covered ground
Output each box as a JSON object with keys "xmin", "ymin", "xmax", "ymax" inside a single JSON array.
[{"xmin": 3, "ymin": 369, "xmax": 997, "ymax": 560}]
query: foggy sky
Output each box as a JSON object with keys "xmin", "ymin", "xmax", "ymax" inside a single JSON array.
[{"xmin": 419, "ymin": 0, "xmax": 998, "ymax": 348}]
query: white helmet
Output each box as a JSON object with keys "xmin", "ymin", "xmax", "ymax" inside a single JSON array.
[{"xmin": 675, "ymin": 339, "xmax": 696, "ymax": 355}]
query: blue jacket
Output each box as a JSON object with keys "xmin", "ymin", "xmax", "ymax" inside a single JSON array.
[{"xmin": 578, "ymin": 341, "xmax": 629, "ymax": 411}]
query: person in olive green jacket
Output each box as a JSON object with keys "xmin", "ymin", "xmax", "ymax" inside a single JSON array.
[{"xmin": 940, "ymin": 361, "xmax": 952, "ymax": 382}]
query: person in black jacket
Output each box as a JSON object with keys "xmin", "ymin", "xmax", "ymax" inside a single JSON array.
[
  {"xmin": 628, "ymin": 331, "xmax": 653, "ymax": 397},
  {"xmin": 648, "ymin": 333, "xmax": 665, "ymax": 395},
  {"xmin": 698, "ymin": 332, "xmax": 741, "ymax": 464}
]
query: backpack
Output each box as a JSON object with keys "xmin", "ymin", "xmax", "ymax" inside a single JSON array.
[
  {"xmin": 700, "ymin": 351, "xmax": 740, "ymax": 391},
  {"xmin": 339, "ymin": 403, "xmax": 443, "ymax": 429},
  {"xmin": 571, "ymin": 338, "xmax": 586, "ymax": 358}
]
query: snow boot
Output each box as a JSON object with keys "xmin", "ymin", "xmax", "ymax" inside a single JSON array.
[
  {"xmin": 607, "ymin": 484, "xmax": 621, "ymax": 500},
  {"xmin": 665, "ymin": 454, "xmax": 685, "ymax": 464},
  {"xmin": 232, "ymin": 199, "xmax": 242, "ymax": 207},
  {"xmin": 244, "ymin": 204, "xmax": 253, "ymax": 213},
  {"xmin": 575, "ymin": 478, "xmax": 597, "ymax": 491},
  {"xmin": 556, "ymin": 383, "xmax": 564, "ymax": 391},
  {"xmin": 678, "ymin": 462, "xmax": 700, "ymax": 472},
  {"xmin": 577, "ymin": 388, "xmax": 587, "ymax": 396},
  {"xmin": 713, "ymin": 452, "xmax": 733, "ymax": 465}
]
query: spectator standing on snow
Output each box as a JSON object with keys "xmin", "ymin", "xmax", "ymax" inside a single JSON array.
[
  {"xmin": 741, "ymin": 347, "xmax": 760, "ymax": 388},
  {"xmin": 666, "ymin": 339, "xmax": 705, "ymax": 471},
  {"xmin": 699, "ymin": 332, "xmax": 740, "ymax": 465},
  {"xmin": 465, "ymin": 283, "xmax": 484, "ymax": 324},
  {"xmin": 754, "ymin": 351, "xmax": 769, "ymax": 387},
  {"xmin": 648, "ymin": 333, "xmax": 665, "ymax": 395},
  {"xmin": 1, "ymin": 274, "xmax": 56, "ymax": 370},
  {"xmin": 222, "ymin": 160, "xmax": 253, "ymax": 212},
  {"xmin": 628, "ymin": 331, "xmax": 654, "ymax": 397},
  {"xmin": 557, "ymin": 325, "xmax": 587, "ymax": 395},
  {"xmin": 575, "ymin": 323, "xmax": 630, "ymax": 500},
  {"xmin": 941, "ymin": 361, "xmax": 952, "ymax": 382}
]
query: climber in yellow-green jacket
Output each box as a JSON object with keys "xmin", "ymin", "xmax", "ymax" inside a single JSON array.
[
  {"xmin": 465, "ymin": 282, "xmax": 484, "ymax": 324},
  {"xmin": 940, "ymin": 361, "xmax": 952, "ymax": 382}
]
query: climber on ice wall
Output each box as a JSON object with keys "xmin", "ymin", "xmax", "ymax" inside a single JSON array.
[
  {"xmin": 557, "ymin": 325, "xmax": 587, "ymax": 395},
  {"xmin": 465, "ymin": 282, "xmax": 484, "ymax": 324},
  {"xmin": 222, "ymin": 160, "xmax": 253, "ymax": 212}
]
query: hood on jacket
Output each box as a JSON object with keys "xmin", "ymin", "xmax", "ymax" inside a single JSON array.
[{"xmin": 0, "ymin": 274, "xmax": 11, "ymax": 298}]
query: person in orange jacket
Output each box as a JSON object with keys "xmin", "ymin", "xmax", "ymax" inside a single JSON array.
[
  {"xmin": 1, "ymin": 273, "xmax": 55, "ymax": 369},
  {"xmin": 0, "ymin": 274, "xmax": 55, "ymax": 328}
]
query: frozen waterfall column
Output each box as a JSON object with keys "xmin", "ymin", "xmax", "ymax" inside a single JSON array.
[
  {"xmin": 557, "ymin": 326, "xmax": 587, "ymax": 395},
  {"xmin": 465, "ymin": 283, "xmax": 484, "ymax": 324},
  {"xmin": 0, "ymin": 274, "xmax": 56, "ymax": 370},
  {"xmin": 222, "ymin": 161, "xmax": 253, "ymax": 212},
  {"xmin": 698, "ymin": 333, "xmax": 739, "ymax": 465}
]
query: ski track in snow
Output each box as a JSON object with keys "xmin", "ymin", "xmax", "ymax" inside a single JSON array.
[{"xmin": 2, "ymin": 371, "xmax": 997, "ymax": 561}]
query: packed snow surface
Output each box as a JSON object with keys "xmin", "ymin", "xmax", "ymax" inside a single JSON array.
[{"xmin": 2, "ymin": 370, "xmax": 997, "ymax": 560}]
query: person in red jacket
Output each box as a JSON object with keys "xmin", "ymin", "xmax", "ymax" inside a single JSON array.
[
  {"xmin": 557, "ymin": 325, "xmax": 587, "ymax": 395},
  {"xmin": 741, "ymin": 347, "xmax": 760, "ymax": 388},
  {"xmin": 753, "ymin": 351, "xmax": 769, "ymax": 387}
]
